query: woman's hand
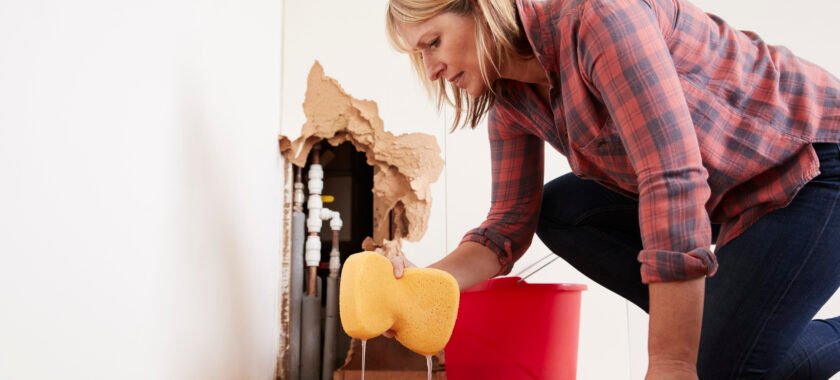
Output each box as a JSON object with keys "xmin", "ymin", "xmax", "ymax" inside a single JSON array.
[
  {"xmin": 381, "ymin": 254, "xmax": 416, "ymax": 339},
  {"xmin": 389, "ymin": 254, "xmax": 416, "ymax": 279},
  {"xmin": 385, "ymin": 242, "xmax": 502, "ymax": 289},
  {"xmin": 380, "ymin": 242, "xmax": 501, "ymax": 338}
]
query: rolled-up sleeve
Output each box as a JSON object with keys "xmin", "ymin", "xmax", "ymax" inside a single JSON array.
[
  {"xmin": 578, "ymin": 0, "xmax": 718, "ymax": 283},
  {"xmin": 460, "ymin": 108, "xmax": 544, "ymax": 276}
]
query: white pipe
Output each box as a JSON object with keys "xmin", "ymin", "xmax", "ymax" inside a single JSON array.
[
  {"xmin": 325, "ymin": 211, "xmax": 342, "ymax": 276},
  {"xmin": 305, "ymin": 166, "xmax": 324, "ymax": 269},
  {"xmin": 294, "ymin": 168, "xmax": 305, "ymax": 212},
  {"xmin": 307, "ymin": 163, "xmax": 324, "ymax": 194},
  {"xmin": 305, "ymin": 145, "xmax": 324, "ymax": 297},
  {"xmin": 314, "ymin": 208, "xmax": 343, "ymax": 271}
]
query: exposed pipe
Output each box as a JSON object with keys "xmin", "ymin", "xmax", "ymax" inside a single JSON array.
[
  {"xmin": 300, "ymin": 143, "xmax": 349, "ymax": 380},
  {"xmin": 301, "ymin": 144, "xmax": 323, "ymax": 380},
  {"xmin": 289, "ymin": 167, "xmax": 306, "ymax": 380},
  {"xmin": 300, "ymin": 282, "xmax": 322, "ymax": 380},
  {"xmin": 321, "ymin": 210, "xmax": 342, "ymax": 380},
  {"xmin": 305, "ymin": 144, "xmax": 324, "ymax": 296}
]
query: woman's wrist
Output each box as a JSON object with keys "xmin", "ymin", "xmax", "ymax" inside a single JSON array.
[
  {"xmin": 429, "ymin": 242, "xmax": 500, "ymax": 290},
  {"xmin": 646, "ymin": 357, "xmax": 698, "ymax": 380}
]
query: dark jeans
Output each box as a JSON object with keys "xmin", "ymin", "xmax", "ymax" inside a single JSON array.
[{"xmin": 536, "ymin": 143, "xmax": 840, "ymax": 379}]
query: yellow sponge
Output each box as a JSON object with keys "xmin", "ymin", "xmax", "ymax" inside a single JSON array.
[{"xmin": 339, "ymin": 251, "xmax": 460, "ymax": 355}]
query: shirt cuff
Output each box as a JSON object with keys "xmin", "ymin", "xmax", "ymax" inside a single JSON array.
[
  {"xmin": 638, "ymin": 247, "xmax": 718, "ymax": 284},
  {"xmin": 460, "ymin": 227, "xmax": 515, "ymax": 276}
]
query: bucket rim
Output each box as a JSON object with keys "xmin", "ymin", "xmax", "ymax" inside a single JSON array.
[{"xmin": 462, "ymin": 276, "xmax": 588, "ymax": 293}]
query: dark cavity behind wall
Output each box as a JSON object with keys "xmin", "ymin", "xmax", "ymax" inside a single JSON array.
[{"xmin": 302, "ymin": 140, "xmax": 373, "ymax": 370}]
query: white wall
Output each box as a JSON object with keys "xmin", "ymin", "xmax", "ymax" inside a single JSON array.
[
  {"xmin": 12, "ymin": 0, "xmax": 838, "ymax": 378},
  {"xmin": 0, "ymin": 0, "xmax": 284, "ymax": 379}
]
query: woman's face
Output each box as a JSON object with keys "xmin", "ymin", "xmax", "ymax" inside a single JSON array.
[{"xmin": 397, "ymin": 12, "xmax": 494, "ymax": 97}]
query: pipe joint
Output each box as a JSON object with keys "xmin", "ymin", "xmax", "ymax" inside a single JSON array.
[
  {"xmin": 307, "ymin": 164, "xmax": 324, "ymax": 194},
  {"xmin": 305, "ymin": 236, "xmax": 321, "ymax": 267},
  {"xmin": 329, "ymin": 214, "xmax": 343, "ymax": 231},
  {"xmin": 307, "ymin": 214, "xmax": 323, "ymax": 233}
]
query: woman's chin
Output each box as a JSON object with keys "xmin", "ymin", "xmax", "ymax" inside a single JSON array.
[{"xmin": 466, "ymin": 85, "xmax": 488, "ymax": 98}]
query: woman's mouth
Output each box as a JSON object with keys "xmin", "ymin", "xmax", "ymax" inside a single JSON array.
[{"xmin": 450, "ymin": 72, "xmax": 465, "ymax": 88}]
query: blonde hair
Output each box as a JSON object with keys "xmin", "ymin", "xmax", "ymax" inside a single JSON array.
[{"xmin": 386, "ymin": 0, "xmax": 532, "ymax": 130}]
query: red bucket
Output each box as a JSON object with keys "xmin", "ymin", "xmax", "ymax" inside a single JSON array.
[{"xmin": 445, "ymin": 277, "xmax": 586, "ymax": 380}]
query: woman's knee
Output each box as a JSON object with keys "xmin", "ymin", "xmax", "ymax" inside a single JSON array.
[
  {"xmin": 539, "ymin": 173, "xmax": 595, "ymax": 228},
  {"xmin": 538, "ymin": 173, "xmax": 639, "ymax": 234}
]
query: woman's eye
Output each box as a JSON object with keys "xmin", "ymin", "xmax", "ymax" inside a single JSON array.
[{"xmin": 430, "ymin": 38, "xmax": 440, "ymax": 48}]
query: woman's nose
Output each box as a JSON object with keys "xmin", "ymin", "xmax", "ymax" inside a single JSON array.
[{"xmin": 423, "ymin": 56, "xmax": 445, "ymax": 82}]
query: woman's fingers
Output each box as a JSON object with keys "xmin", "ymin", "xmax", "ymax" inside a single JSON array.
[
  {"xmin": 390, "ymin": 256, "xmax": 405, "ymax": 278},
  {"xmin": 390, "ymin": 254, "xmax": 419, "ymax": 279},
  {"xmin": 384, "ymin": 254, "xmax": 413, "ymax": 339}
]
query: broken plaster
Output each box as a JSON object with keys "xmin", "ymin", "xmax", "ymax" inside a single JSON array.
[{"xmin": 279, "ymin": 61, "xmax": 444, "ymax": 250}]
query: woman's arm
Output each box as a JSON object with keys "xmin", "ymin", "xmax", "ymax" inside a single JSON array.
[
  {"xmin": 648, "ymin": 278, "xmax": 705, "ymax": 379},
  {"xmin": 577, "ymin": 0, "xmax": 717, "ymax": 376},
  {"xmin": 458, "ymin": 108, "xmax": 546, "ymax": 276}
]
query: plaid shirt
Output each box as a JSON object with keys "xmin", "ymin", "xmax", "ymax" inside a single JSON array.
[{"xmin": 461, "ymin": 0, "xmax": 840, "ymax": 283}]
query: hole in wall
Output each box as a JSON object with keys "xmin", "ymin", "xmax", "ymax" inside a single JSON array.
[
  {"xmin": 278, "ymin": 61, "xmax": 446, "ymax": 379},
  {"xmin": 300, "ymin": 139, "xmax": 374, "ymax": 371}
]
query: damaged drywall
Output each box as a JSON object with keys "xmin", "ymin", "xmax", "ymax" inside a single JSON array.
[{"xmin": 279, "ymin": 61, "xmax": 444, "ymax": 245}]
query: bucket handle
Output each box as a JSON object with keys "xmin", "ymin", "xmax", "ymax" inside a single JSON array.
[{"xmin": 514, "ymin": 253, "xmax": 560, "ymax": 283}]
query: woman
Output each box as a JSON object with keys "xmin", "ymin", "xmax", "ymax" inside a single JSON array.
[{"xmin": 385, "ymin": 0, "xmax": 840, "ymax": 378}]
